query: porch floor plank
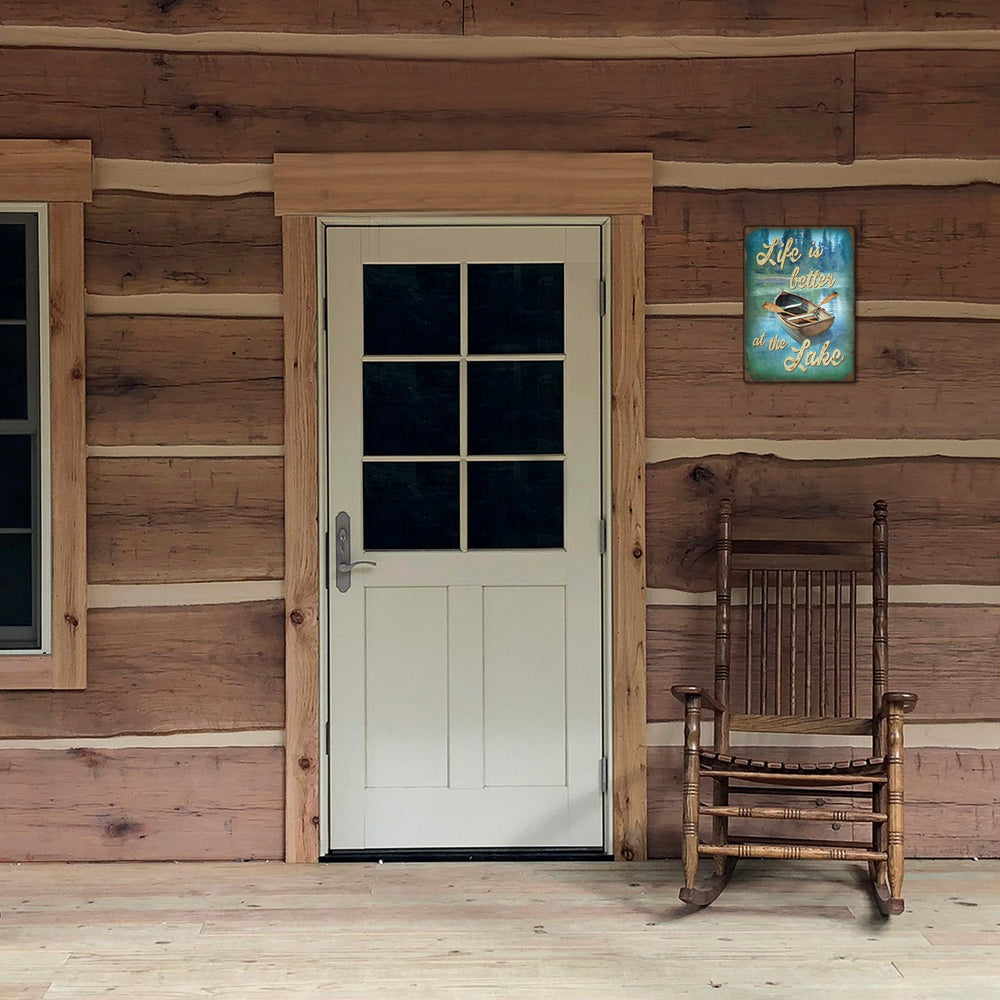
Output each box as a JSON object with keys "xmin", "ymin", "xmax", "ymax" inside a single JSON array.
[{"xmin": 0, "ymin": 861, "xmax": 997, "ymax": 998}]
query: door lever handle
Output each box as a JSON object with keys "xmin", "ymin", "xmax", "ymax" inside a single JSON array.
[{"xmin": 337, "ymin": 560, "xmax": 378, "ymax": 572}]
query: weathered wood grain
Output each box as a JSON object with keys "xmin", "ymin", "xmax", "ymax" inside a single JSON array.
[
  {"xmin": 611, "ymin": 215, "xmax": 648, "ymax": 863},
  {"xmin": 0, "ymin": 1, "xmax": 460, "ymax": 34},
  {"xmin": 274, "ymin": 150, "xmax": 653, "ymax": 215},
  {"xmin": 647, "ymin": 317, "xmax": 1000, "ymax": 440},
  {"xmin": 903, "ymin": 749, "xmax": 1000, "ymax": 858},
  {"xmin": 0, "ymin": 747, "xmax": 283, "ymax": 861},
  {"xmin": 0, "ymin": 138, "xmax": 92, "ymax": 202},
  {"xmin": 282, "ymin": 215, "xmax": 321, "ymax": 864},
  {"xmin": 87, "ymin": 457, "xmax": 284, "ymax": 584},
  {"xmin": 857, "ymin": 50, "xmax": 1000, "ymax": 159},
  {"xmin": 646, "ymin": 186, "xmax": 1000, "ymax": 304},
  {"xmin": 85, "ymin": 193, "xmax": 281, "ymax": 295},
  {"xmin": 0, "ymin": 48, "xmax": 853, "ymax": 163},
  {"xmin": 647, "ymin": 604, "xmax": 1000, "ymax": 724},
  {"xmin": 646, "ymin": 455, "xmax": 1000, "ymax": 591},
  {"xmin": 648, "ymin": 745, "xmax": 1000, "ymax": 858},
  {"xmin": 0, "ymin": 602, "xmax": 284, "ymax": 739},
  {"xmin": 86, "ymin": 316, "xmax": 283, "ymax": 446},
  {"xmin": 467, "ymin": 1, "xmax": 1000, "ymax": 35}
]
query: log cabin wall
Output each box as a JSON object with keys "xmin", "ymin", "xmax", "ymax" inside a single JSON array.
[{"xmin": 0, "ymin": 3, "xmax": 998, "ymax": 860}]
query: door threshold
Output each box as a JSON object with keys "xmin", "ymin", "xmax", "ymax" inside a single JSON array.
[{"xmin": 321, "ymin": 847, "xmax": 612, "ymax": 863}]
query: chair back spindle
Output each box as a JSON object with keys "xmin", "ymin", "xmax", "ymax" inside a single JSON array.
[{"xmin": 714, "ymin": 503, "xmax": 883, "ymax": 741}]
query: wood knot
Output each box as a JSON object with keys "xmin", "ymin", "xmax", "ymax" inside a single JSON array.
[
  {"xmin": 298, "ymin": 756, "xmax": 312, "ymax": 771},
  {"xmin": 64, "ymin": 613, "xmax": 79, "ymax": 628},
  {"xmin": 620, "ymin": 845, "xmax": 637, "ymax": 862},
  {"xmin": 70, "ymin": 366, "xmax": 83, "ymax": 381},
  {"xmin": 689, "ymin": 465, "xmax": 715, "ymax": 484},
  {"xmin": 289, "ymin": 609, "xmax": 305, "ymax": 626},
  {"xmin": 311, "ymin": 815, "xmax": 321, "ymax": 827},
  {"xmin": 632, "ymin": 546, "xmax": 643, "ymax": 559}
]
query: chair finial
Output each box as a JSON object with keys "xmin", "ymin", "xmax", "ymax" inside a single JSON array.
[{"xmin": 874, "ymin": 499, "xmax": 888, "ymax": 521}]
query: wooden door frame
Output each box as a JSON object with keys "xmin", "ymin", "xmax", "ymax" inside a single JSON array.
[{"xmin": 275, "ymin": 151, "xmax": 652, "ymax": 863}]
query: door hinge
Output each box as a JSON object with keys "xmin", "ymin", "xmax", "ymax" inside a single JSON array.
[
  {"xmin": 325, "ymin": 719, "xmax": 331, "ymax": 756},
  {"xmin": 599, "ymin": 278, "xmax": 607, "ymax": 317},
  {"xmin": 600, "ymin": 756, "xmax": 609, "ymax": 794},
  {"xmin": 599, "ymin": 517, "xmax": 607, "ymax": 555}
]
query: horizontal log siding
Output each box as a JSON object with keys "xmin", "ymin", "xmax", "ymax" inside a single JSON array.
[
  {"xmin": 87, "ymin": 316, "xmax": 283, "ymax": 446},
  {"xmin": 87, "ymin": 457, "xmax": 284, "ymax": 584},
  {"xmin": 648, "ymin": 746, "xmax": 1000, "ymax": 859},
  {"xmin": 646, "ymin": 456, "xmax": 1000, "ymax": 591},
  {"xmin": 0, "ymin": 1, "xmax": 461, "ymax": 34},
  {"xmin": 646, "ymin": 186, "xmax": 1000, "ymax": 305},
  {"xmin": 0, "ymin": 747, "xmax": 283, "ymax": 862},
  {"xmin": 466, "ymin": 2, "xmax": 1000, "ymax": 35},
  {"xmin": 0, "ymin": 48, "xmax": 852, "ymax": 163},
  {"xmin": 856, "ymin": 50, "xmax": 1000, "ymax": 159},
  {"xmin": 0, "ymin": 602, "xmax": 284, "ymax": 739},
  {"xmin": 647, "ymin": 604, "xmax": 1000, "ymax": 724},
  {"xmin": 85, "ymin": 193, "xmax": 281, "ymax": 295},
  {"xmin": 647, "ymin": 317, "xmax": 1000, "ymax": 440}
]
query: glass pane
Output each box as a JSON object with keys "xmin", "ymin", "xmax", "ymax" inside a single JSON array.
[
  {"xmin": 0, "ymin": 534, "xmax": 32, "ymax": 627},
  {"xmin": 363, "ymin": 362, "xmax": 459, "ymax": 456},
  {"xmin": 0, "ymin": 326, "xmax": 28, "ymax": 420},
  {"xmin": 468, "ymin": 264, "xmax": 564, "ymax": 354},
  {"xmin": 364, "ymin": 461, "xmax": 460, "ymax": 550},
  {"xmin": 0, "ymin": 435, "xmax": 32, "ymax": 528},
  {"xmin": 468, "ymin": 461, "xmax": 563, "ymax": 549},
  {"xmin": 0, "ymin": 224, "xmax": 27, "ymax": 321},
  {"xmin": 363, "ymin": 264, "xmax": 460, "ymax": 355},
  {"xmin": 468, "ymin": 361, "xmax": 563, "ymax": 455}
]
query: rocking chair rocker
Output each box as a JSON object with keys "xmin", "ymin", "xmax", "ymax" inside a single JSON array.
[{"xmin": 671, "ymin": 499, "xmax": 917, "ymax": 915}]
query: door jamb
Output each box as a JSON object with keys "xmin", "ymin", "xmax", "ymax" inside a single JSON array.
[{"xmin": 276, "ymin": 152, "xmax": 652, "ymax": 862}]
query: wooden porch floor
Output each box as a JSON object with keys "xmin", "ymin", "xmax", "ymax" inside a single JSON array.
[{"xmin": 1, "ymin": 860, "xmax": 997, "ymax": 999}]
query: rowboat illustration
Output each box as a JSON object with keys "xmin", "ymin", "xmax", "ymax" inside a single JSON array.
[{"xmin": 763, "ymin": 291, "xmax": 838, "ymax": 343}]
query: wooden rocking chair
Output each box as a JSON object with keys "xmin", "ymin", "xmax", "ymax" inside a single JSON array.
[{"xmin": 671, "ymin": 499, "xmax": 917, "ymax": 915}]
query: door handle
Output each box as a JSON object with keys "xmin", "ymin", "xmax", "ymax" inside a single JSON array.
[{"xmin": 334, "ymin": 511, "xmax": 376, "ymax": 592}]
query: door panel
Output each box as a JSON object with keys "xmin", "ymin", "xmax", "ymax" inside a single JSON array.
[
  {"xmin": 483, "ymin": 586, "xmax": 566, "ymax": 788},
  {"xmin": 325, "ymin": 223, "xmax": 605, "ymax": 851}
]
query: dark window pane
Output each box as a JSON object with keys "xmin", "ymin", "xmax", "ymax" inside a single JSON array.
[
  {"xmin": 468, "ymin": 361, "xmax": 563, "ymax": 455},
  {"xmin": 363, "ymin": 264, "xmax": 460, "ymax": 355},
  {"xmin": 363, "ymin": 362, "xmax": 459, "ymax": 456},
  {"xmin": 0, "ymin": 224, "xmax": 27, "ymax": 321},
  {"xmin": 364, "ymin": 462, "xmax": 459, "ymax": 550},
  {"xmin": 468, "ymin": 461, "xmax": 563, "ymax": 549},
  {"xmin": 0, "ymin": 534, "xmax": 32, "ymax": 627},
  {"xmin": 0, "ymin": 326, "xmax": 28, "ymax": 420},
  {"xmin": 468, "ymin": 264, "xmax": 564, "ymax": 354},
  {"xmin": 0, "ymin": 436, "xmax": 32, "ymax": 528}
]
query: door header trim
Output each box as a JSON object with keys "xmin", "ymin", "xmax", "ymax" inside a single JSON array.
[{"xmin": 274, "ymin": 151, "xmax": 653, "ymax": 217}]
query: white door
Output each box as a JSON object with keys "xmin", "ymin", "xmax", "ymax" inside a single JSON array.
[{"xmin": 325, "ymin": 223, "xmax": 606, "ymax": 850}]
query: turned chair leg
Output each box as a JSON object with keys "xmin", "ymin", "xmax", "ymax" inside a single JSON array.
[
  {"xmin": 885, "ymin": 702, "xmax": 906, "ymax": 910},
  {"xmin": 680, "ymin": 697, "xmax": 701, "ymax": 893},
  {"xmin": 872, "ymin": 702, "xmax": 906, "ymax": 916}
]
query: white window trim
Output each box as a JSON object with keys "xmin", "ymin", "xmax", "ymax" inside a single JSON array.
[{"xmin": 0, "ymin": 203, "xmax": 52, "ymax": 654}]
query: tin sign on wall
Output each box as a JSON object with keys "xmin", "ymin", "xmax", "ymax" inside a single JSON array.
[{"xmin": 744, "ymin": 226, "xmax": 855, "ymax": 382}]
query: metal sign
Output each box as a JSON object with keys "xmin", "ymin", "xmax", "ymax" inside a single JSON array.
[{"xmin": 744, "ymin": 226, "xmax": 855, "ymax": 382}]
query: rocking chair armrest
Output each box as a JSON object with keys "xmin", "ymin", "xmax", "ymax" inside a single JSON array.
[
  {"xmin": 878, "ymin": 691, "xmax": 919, "ymax": 717},
  {"xmin": 670, "ymin": 685, "xmax": 726, "ymax": 715}
]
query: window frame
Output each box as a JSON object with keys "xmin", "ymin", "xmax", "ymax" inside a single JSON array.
[
  {"xmin": 0, "ymin": 207, "xmax": 51, "ymax": 653},
  {"xmin": 0, "ymin": 140, "xmax": 90, "ymax": 690}
]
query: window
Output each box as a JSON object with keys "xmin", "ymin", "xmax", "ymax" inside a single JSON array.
[
  {"xmin": 0, "ymin": 210, "xmax": 48, "ymax": 651},
  {"xmin": 0, "ymin": 140, "xmax": 89, "ymax": 689}
]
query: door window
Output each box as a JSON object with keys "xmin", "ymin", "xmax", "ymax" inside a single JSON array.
[{"xmin": 361, "ymin": 262, "xmax": 566, "ymax": 552}]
